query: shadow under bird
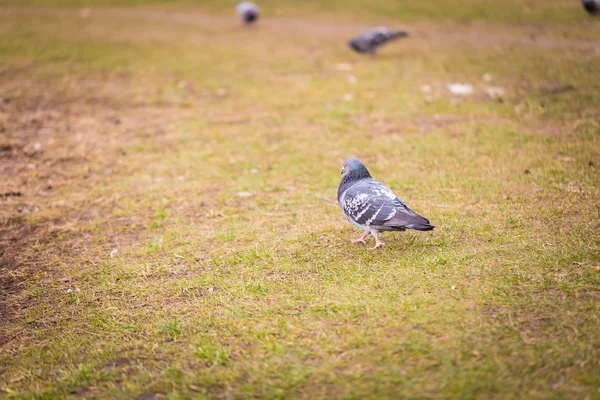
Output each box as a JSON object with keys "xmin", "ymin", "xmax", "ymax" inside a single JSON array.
[
  {"xmin": 236, "ymin": 1, "xmax": 260, "ymax": 24},
  {"xmin": 348, "ymin": 27, "xmax": 408, "ymax": 54},
  {"xmin": 338, "ymin": 158, "xmax": 434, "ymax": 249},
  {"xmin": 582, "ymin": 0, "xmax": 599, "ymax": 14}
]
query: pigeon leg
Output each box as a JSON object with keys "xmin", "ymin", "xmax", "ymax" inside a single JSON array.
[
  {"xmin": 350, "ymin": 231, "xmax": 369, "ymax": 244},
  {"xmin": 371, "ymin": 232, "xmax": 385, "ymax": 249}
]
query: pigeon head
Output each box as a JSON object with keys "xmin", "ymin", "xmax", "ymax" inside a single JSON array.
[
  {"xmin": 338, "ymin": 158, "xmax": 373, "ymax": 200},
  {"xmin": 341, "ymin": 158, "xmax": 372, "ymax": 179}
]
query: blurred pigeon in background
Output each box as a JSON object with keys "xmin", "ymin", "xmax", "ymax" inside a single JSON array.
[
  {"xmin": 237, "ymin": 1, "xmax": 260, "ymax": 24},
  {"xmin": 348, "ymin": 27, "xmax": 408, "ymax": 54},
  {"xmin": 581, "ymin": 0, "xmax": 599, "ymax": 14},
  {"xmin": 338, "ymin": 158, "xmax": 434, "ymax": 249}
]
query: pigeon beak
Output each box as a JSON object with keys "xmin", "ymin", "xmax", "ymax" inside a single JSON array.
[{"xmin": 341, "ymin": 166, "xmax": 346, "ymax": 174}]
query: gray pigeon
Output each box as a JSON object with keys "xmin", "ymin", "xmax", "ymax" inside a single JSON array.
[
  {"xmin": 338, "ymin": 158, "xmax": 434, "ymax": 249},
  {"xmin": 348, "ymin": 27, "xmax": 408, "ymax": 54},
  {"xmin": 582, "ymin": 0, "xmax": 599, "ymax": 14},
  {"xmin": 236, "ymin": 1, "xmax": 260, "ymax": 24}
]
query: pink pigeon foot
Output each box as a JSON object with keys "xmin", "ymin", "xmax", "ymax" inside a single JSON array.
[
  {"xmin": 350, "ymin": 232, "xmax": 369, "ymax": 244},
  {"xmin": 371, "ymin": 232, "xmax": 385, "ymax": 249}
]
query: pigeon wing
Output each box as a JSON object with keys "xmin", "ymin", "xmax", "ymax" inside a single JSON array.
[
  {"xmin": 343, "ymin": 180, "xmax": 432, "ymax": 230},
  {"xmin": 376, "ymin": 181, "xmax": 433, "ymax": 229},
  {"xmin": 370, "ymin": 31, "xmax": 390, "ymax": 47},
  {"xmin": 341, "ymin": 180, "xmax": 398, "ymax": 227}
]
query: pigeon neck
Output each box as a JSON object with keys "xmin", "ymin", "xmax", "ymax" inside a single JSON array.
[
  {"xmin": 337, "ymin": 168, "xmax": 372, "ymax": 198},
  {"xmin": 347, "ymin": 166, "xmax": 372, "ymax": 181}
]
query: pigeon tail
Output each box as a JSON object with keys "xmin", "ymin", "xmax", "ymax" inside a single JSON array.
[
  {"xmin": 348, "ymin": 40, "xmax": 362, "ymax": 52},
  {"xmin": 404, "ymin": 223, "xmax": 435, "ymax": 231},
  {"xmin": 383, "ymin": 213, "xmax": 434, "ymax": 231},
  {"xmin": 389, "ymin": 31, "xmax": 409, "ymax": 40}
]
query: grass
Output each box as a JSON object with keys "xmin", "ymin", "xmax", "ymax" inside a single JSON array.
[{"xmin": 0, "ymin": 0, "xmax": 599, "ymax": 399}]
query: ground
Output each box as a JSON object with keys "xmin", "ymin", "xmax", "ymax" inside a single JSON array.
[{"xmin": 0, "ymin": 0, "xmax": 599, "ymax": 398}]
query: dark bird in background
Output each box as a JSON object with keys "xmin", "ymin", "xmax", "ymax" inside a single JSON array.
[
  {"xmin": 236, "ymin": 1, "xmax": 260, "ymax": 24},
  {"xmin": 348, "ymin": 27, "xmax": 408, "ymax": 54},
  {"xmin": 338, "ymin": 158, "xmax": 434, "ymax": 249},
  {"xmin": 582, "ymin": 0, "xmax": 600, "ymax": 14}
]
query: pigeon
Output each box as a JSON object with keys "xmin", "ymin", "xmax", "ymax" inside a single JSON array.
[
  {"xmin": 236, "ymin": 1, "xmax": 260, "ymax": 24},
  {"xmin": 348, "ymin": 27, "xmax": 408, "ymax": 54},
  {"xmin": 337, "ymin": 158, "xmax": 434, "ymax": 249},
  {"xmin": 582, "ymin": 0, "xmax": 599, "ymax": 14}
]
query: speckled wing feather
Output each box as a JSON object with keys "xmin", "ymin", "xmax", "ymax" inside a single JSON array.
[{"xmin": 341, "ymin": 180, "xmax": 412, "ymax": 228}]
